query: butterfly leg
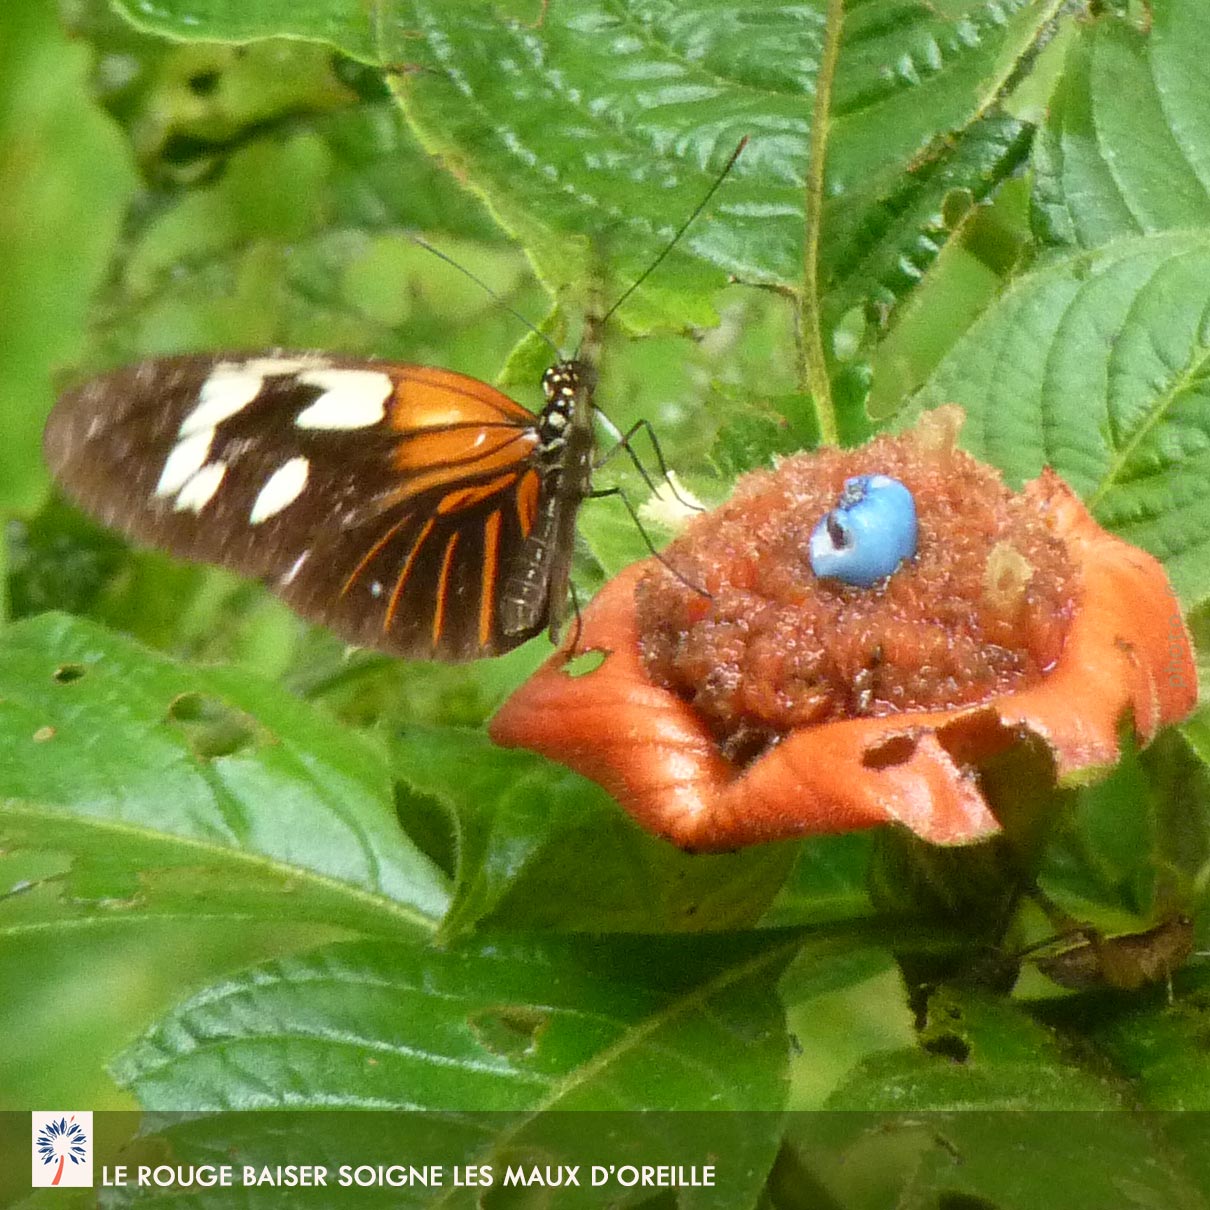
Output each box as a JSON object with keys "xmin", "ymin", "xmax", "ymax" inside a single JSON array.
[
  {"xmin": 593, "ymin": 414, "xmax": 704, "ymax": 513},
  {"xmin": 587, "ymin": 485, "xmax": 709, "ymax": 599},
  {"xmin": 566, "ymin": 579, "xmax": 584, "ymax": 655}
]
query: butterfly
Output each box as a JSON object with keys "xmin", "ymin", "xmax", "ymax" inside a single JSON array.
[{"xmin": 43, "ymin": 351, "xmax": 600, "ymax": 661}]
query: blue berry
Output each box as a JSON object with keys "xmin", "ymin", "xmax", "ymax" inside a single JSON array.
[{"xmin": 809, "ymin": 474, "xmax": 918, "ymax": 587}]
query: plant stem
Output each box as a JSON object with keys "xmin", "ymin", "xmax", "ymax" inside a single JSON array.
[{"xmin": 801, "ymin": 0, "xmax": 844, "ymax": 447}]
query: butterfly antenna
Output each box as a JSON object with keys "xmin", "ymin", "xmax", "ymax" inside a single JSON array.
[
  {"xmin": 594, "ymin": 136, "xmax": 748, "ymax": 333},
  {"xmin": 407, "ymin": 235, "xmax": 563, "ymax": 360}
]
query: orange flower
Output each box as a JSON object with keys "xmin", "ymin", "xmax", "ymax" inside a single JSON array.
[{"xmin": 490, "ymin": 416, "xmax": 1197, "ymax": 851}]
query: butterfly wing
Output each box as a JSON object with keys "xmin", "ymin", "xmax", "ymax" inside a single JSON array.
[{"xmin": 44, "ymin": 353, "xmax": 549, "ymax": 660}]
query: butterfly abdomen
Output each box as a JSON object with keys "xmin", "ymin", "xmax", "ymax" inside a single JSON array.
[{"xmin": 496, "ymin": 360, "xmax": 597, "ymax": 642}]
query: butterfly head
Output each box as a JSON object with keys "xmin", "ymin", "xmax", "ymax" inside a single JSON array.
[{"xmin": 541, "ymin": 359, "xmax": 595, "ymax": 402}]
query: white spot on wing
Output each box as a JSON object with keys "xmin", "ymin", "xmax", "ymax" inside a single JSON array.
[
  {"xmin": 180, "ymin": 369, "xmax": 264, "ymax": 436},
  {"xmin": 280, "ymin": 550, "xmax": 311, "ymax": 586},
  {"xmin": 241, "ymin": 356, "xmax": 330, "ymax": 378},
  {"xmin": 250, "ymin": 456, "xmax": 310, "ymax": 525},
  {"xmin": 295, "ymin": 369, "xmax": 392, "ymax": 429},
  {"xmin": 155, "ymin": 428, "xmax": 214, "ymax": 497},
  {"xmin": 179, "ymin": 358, "xmax": 333, "ymax": 438},
  {"xmin": 173, "ymin": 461, "xmax": 228, "ymax": 513}
]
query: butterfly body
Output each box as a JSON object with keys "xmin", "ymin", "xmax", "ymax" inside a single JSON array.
[
  {"xmin": 44, "ymin": 352, "xmax": 597, "ymax": 661},
  {"xmin": 500, "ymin": 359, "xmax": 597, "ymax": 644}
]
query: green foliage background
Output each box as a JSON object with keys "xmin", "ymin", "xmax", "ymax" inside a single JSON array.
[{"xmin": 6, "ymin": 0, "xmax": 1210, "ymax": 1202}]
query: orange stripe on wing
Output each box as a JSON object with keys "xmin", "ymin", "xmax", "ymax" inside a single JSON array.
[
  {"xmin": 388, "ymin": 366, "xmax": 537, "ymax": 429},
  {"xmin": 389, "ymin": 429, "xmax": 538, "ymax": 506},
  {"xmin": 479, "ymin": 510, "xmax": 503, "ymax": 649},
  {"xmin": 437, "ymin": 471, "xmax": 519, "ymax": 515},
  {"xmin": 341, "ymin": 513, "xmax": 413, "ymax": 599},
  {"xmin": 385, "ymin": 516, "xmax": 436, "ymax": 634},
  {"xmin": 516, "ymin": 468, "xmax": 542, "ymax": 535},
  {"xmin": 394, "ymin": 426, "xmax": 534, "ymax": 475},
  {"xmin": 432, "ymin": 529, "xmax": 461, "ymax": 650}
]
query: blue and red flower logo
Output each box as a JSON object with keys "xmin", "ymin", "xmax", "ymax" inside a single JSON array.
[{"xmin": 32, "ymin": 1112, "xmax": 92, "ymax": 1188}]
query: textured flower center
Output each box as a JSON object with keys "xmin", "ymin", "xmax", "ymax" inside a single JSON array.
[{"xmin": 637, "ymin": 409, "xmax": 1079, "ymax": 763}]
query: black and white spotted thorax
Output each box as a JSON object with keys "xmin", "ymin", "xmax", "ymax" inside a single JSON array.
[{"xmin": 537, "ymin": 359, "xmax": 594, "ymax": 455}]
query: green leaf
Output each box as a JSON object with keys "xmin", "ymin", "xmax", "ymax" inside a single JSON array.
[
  {"xmin": 823, "ymin": 111, "xmax": 1035, "ymax": 333},
  {"xmin": 391, "ymin": 727, "xmax": 796, "ymax": 938},
  {"xmin": 6, "ymin": 501, "xmax": 128, "ymax": 620},
  {"xmin": 1039, "ymin": 730, "xmax": 1210, "ymax": 929},
  {"xmin": 318, "ymin": 103, "xmax": 504, "ymax": 242},
  {"xmin": 762, "ymin": 833, "xmax": 875, "ymax": 927},
  {"xmin": 864, "ymin": 179, "xmax": 1034, "ymax": 416},
  {"xmin": 780, "ymin": 1105, "xmax": 1201, "ymax": 1210},
  {"xmin": 1013, "ymin": 966, "xmax": 1210, "ymax": 1196},
  {"xmin": 828, "ymin": 986, "xmax": 1122, "ymax": 1109},
  {"xmin": 708, "ymin": 390, "xmax": 804, "ymax": 477},
  {"xmin": 93, "ymin": 110, "xmax": 537, "ymax": 373},
  {"xmin": 0, "ymin": 614, "xmax": 448, "ymax": 938},
  {"xmin": 1053, "ymin": 960, "xmax": 1210, "ymax": 1111},
  {"xmin": 1034, "ymin": 0, "xmax": 1210, "ymax": 248},
  {"xmin": 115, "ymin": 0, "xmax": 384, "ymax": 61},
  {"xmin": 112, "ymin": 933, "xmax": 795, "ymax": 1112},
  {"xmin": 811, "ymin": 989, "xmax": 1210, "ymax": 1205},
  {"xmin": 0, "ymin": 3, "xmax": 136, "ymax": 513},
  {"xmin": 112, "ymin": 0, "xmax": 1058, "ymax": 333},
  {"xmin": 913, "ymin": 231, "xmax": 1210, "ymax": 605}
]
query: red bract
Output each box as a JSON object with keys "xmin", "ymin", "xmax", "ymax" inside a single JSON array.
[{"xmin": 490, "ymin": 426, "xmax": 1198, "ymax": 850}]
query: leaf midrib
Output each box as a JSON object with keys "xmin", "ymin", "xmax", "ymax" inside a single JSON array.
[
  {"xmin": 0, "ymin": 798, "xmax": 443, "ymax": 936},
  {"xmin": 1086, "ymin": 301, "xmax": 1210, "ymax": 513},
  {"xmin": 422, "ymin": 935, "xmax": 796, "ymax": 1206}
]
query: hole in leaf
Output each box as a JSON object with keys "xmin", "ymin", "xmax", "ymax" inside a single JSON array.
[
  {"xmin": 832, "ymin": 304, "xmax": 867, "ymax": 358},
  {"xmin": 922, "ymin": 1033, "xmax": 970, "ymax": 1064},
  {"xmin": 468, "ymin": 1006, "xmax": 548, "ymax": 1059},
  {"xmin": 53, "ymin": 664, "xmax": 86, "ymax": 684},
  {"xmin": 166, "ymin": 692, "xmax": 260, "ymax": 760},
  {"xmin": 562, "ymin": 648, "xmax": 607, "ymax": 678},
  {"xmin": 187, "ymin": 69, "xmax": 221, "ymax": 96},
  {"xmin": 332, "ymin": 53, "xmax": 392, "ymax": 101},
  {"xmin": 941, "ymin": 186, "xmax": 975, "ymax": 230}
]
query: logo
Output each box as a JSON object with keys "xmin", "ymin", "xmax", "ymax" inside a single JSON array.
[{"xmin": 32, "ymin": 1112, "xmax": 93, "ymax": 1188}]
